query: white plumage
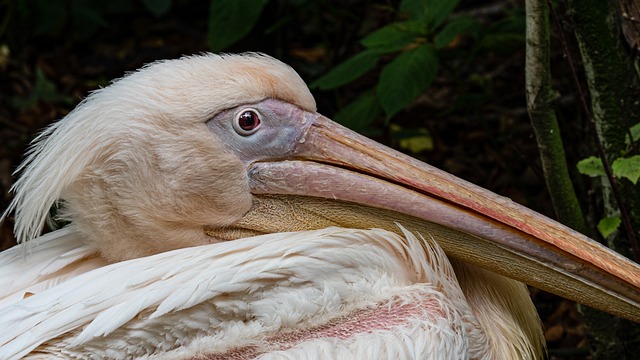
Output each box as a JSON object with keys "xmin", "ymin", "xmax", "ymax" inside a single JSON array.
[{"xmin": 0, "ymin": 226, "xmax": 526, "ymax": 359}]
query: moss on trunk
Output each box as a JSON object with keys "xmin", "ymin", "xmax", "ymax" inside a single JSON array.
[
  {"xmin": 562, "ymin": 0, "xmax": 640, "ymax": 358},
  {"xmin": 525, "ymin": 0, "xmax": 589, "ymax": 235}
]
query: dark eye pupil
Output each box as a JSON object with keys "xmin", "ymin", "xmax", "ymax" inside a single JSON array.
[{"xmin": 238, "ymin": 111, "xmax": 259, "ymax": 130}]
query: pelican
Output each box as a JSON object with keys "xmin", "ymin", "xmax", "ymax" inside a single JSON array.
[{"xmin": 0, "ymin": 53, "xmax": 639, "ymax": 359}]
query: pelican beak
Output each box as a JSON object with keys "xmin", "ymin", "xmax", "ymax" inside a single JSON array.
[{"xmin": 248, "ymin": 113, "xmax": 640, "ymax": 323}]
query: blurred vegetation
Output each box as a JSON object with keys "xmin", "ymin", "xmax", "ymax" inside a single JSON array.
[{"xmin": 1, "ymin": 0, "xmax": 640, "ymax": 358}]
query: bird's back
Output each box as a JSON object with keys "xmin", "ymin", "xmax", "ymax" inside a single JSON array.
[{"xmin": 0, "ymin": 227, "xmax": 514, "ymax": 359}]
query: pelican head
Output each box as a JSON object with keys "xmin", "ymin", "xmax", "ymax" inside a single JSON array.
[
  {"xmin": 6, "ymin": 53, "xmax": 316, "ymax": 260},
  {"xmin": 2, "ymin": 53, "xmax": 640, "ymax": 358}
]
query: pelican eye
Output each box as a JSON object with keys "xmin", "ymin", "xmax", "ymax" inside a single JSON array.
[{"xmin": 233, "ymin": 109, "xmax": 261, "ymax": 135}]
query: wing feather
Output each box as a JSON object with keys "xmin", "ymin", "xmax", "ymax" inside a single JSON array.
[
  {"xmin": 0, "ymin": 227, "xmax": 102, "ymax": 307},
  {"xmin": 0, "ymin": 227, "xmax": 441, "ymax": 359}
]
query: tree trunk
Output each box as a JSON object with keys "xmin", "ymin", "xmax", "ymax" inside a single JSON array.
[{"xmin": 561, "ymin": 0, "xmax": 640, "ymax": 358}]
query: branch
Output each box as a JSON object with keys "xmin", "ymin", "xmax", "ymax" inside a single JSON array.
[{"xmin": 525, "ymin": 0, "xmax": 589, "ymax": 235}]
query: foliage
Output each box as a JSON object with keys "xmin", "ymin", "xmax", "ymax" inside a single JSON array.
[
  {"xmin": 577, "ymin": 123, "xmax": 640, "ymax": 237},
  {"xmin": 311, "ymin": 49, "xmax": 384, "ymax": 90},
  {"xmin": 377, "ymin": 45, "xmax": 438, "ymax": 116},
  {"xmin": 208, "ymin": 0, "xmax": 269, "ymax": 52},
  {"xmin": 577, "ymin": 156, "xmax": 606, "ymax": 177},
  {"xmin": 333, "ymin": 92, "xmax": 382, "ymax": 134},
  {"xmin": 390, "ymin": 124, "xmax": 433, "ymax": 153},
  {"xmin": 577, "ymin": 154, "xmax": 640, "ymax": 185},
  {"xmin": 577, "ymin": 153, "xmax": 640, "ymax": 237},
  {"xmin": 310, "ymin": 0, "xmax": 473, "ymax": 125},
  {"xmin": 626, "ymin": 123, "xmax": 640, "ymax": 145},
  {"xmin": 598, "ymin": 216, "xmax": 621, "ymax": 239},
  {"xmin": 612, "ymin": 156, "xmax": 640, "ymax": 185},
  {"xmin": 310, "ymin": 3, "xmax": 524, "ymax": 137}
]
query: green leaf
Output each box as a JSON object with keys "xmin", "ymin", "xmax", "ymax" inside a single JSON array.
[
  {"xmin": 612, "ymin": 155, "xmax": 640, "ymax": 184},
  {"xmin": 597, "ymin": 216, "xmax": 621, "ymax": 239},
  {"xmin": 141, "ymin": 0, "xmax": 172, "ymax": 17},
  {"xmin": 361, "ymin": 22, "xmax": 420, "ymax": 51},
  {"xmin": 399, "ymin": 0, "xmax": 460, "ymax": 29},
  {"xmin": 334, "ymin": 92, "xmax": 382, "ymax": 132},
  {"xmin": 208, "ymin": 0, "xmax": 269, "ymax": 52},
  {"xmin": 625, "ymin": 122, "xmax": 640, "ymax": 145},
  {"xmin": 399, "ymin": 0, "xmax": 426, "ymax": 20},
  {"xmin": 377, "ymin": 45, "xmax": 438, "ymax": 117},
  {"xmin": 310, "ymin": 50, "xmax": 382, "ymax": 90},
  {"xmin": 390, "ymin": 124, "xmax": 433, "ymax": 153},
  {"xmin": 577, "ymin": 156, "xmax": 605, "ymax": 177},
  {"xmin": 426, "ymin": 0, "xmax": 461, "ymax": 30},
  {"xmin": 434, "ymin": 16, "xmax": 475, "ymax": 49}
]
